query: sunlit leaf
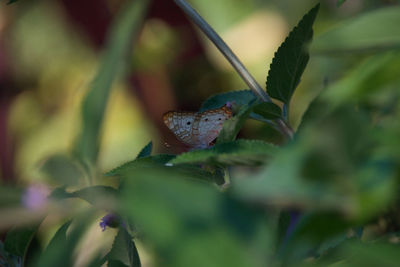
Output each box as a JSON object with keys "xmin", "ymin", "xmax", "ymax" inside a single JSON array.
[
  {"xmin": 312, "ymin": 6, "xmax": 400, "ymax": 53},
  {"xmin": 171, "ymin": 139, "xmax": 278, "ymax": 166},
  {"xmin": 298, "ymin": 52, "xmax": 400, "ymax": 133},
  {"xmin": 74, "ymin": 0, "xmax": 150, "ymax": 163},
  {"xmin": 266, "ymin": 4, "xmax": 319, "ymax": 104},
  {"xmin": 321, "ymin": 52, "xmax": 400, "ymax": 106}
]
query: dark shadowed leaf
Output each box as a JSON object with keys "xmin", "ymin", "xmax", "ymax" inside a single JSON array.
[
  {"xmin": 199, "ymin": 90, "xmax": 257, "ymax": 112},
  {"xmin": 136, "ymin": 141, "xmax": 153, "ymax": 159},
  {"xmin": 103, "ymin": 228, "xmax": 141, "ymax": 267},
  {"xmin": 108, "ymin": 260, "xmax": 129, "ymax": 267},
  {"xmin": 281, "ymin": 212, "xmax": 352, "ymax": 261},
  {"xmin": 266, "ymin": 4, "xmax": 319, "ymax": 104},
  {"xmin": 171, "ymin": 139, "xmax": 278, "ymax": 166},
  {"xmin": 0, "ymin": 241, "xmax": 21, "ymax": 267},
  {"xmin": 337, "ymin": 0, "xmax": 346, "ymax": 7},
  {"xmin": 253, "ymin": 102, "xmax": 283, "ymax": 120},
  {"xmin": 4, "ymin": 225, "xmax": 39, "ymax": 263},
  {"xmin": 74, "ymin": 0, "xmax": 149, "ymax": 163}
]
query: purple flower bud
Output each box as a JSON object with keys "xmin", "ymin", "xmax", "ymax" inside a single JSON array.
[
  {"xmin": 21, "ymin": 184, "xmax": 50, "ymax": 211},
  {"xmin": 99, "ymin": 213, "xmax": 119, "ymax": 231}
]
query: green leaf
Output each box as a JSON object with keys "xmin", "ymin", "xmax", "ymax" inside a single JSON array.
[
  {"xmin": 36, "ymin": 215, "xmax": 92, "ymax": 267},
  {"xmin": 50, "ymin": 186, "xmax": 118, "ymax": 209},
  {"xmin": 337, "ymin": 0, "xmax": 346, "ymax": 7},
  {"xmin": 4, "ymin": 225, "xmax": 38, "ymax": 263},
  {"xmin": 105, "ymin": 153, "xmax": 222, "ymax": 183},
  {"xmin": 103, "ymin": 228, "xmax": 141, "ymax": 267},
  {"xmin": 232, "ymin": 139, "xmax": 352, "ymax": 212},
  {"xmin": 36, "ymin": 221, "xmax": 72, "ymax": 267},
  {"xmin": 108, "ymin": 260, "xmax": 129, "ymax": 267},
  {"xmin": 301, "ymin": 240, "xmax": 400, "ymax": 267},
  {"xmin": 322, "ymin": 52, "xmax": 400, "ymax": 106},
  {"xmin": 105, "ymin": 154, "xmax": 175, "ymax": 176},
  {"xmin": 298, "ymin": 52, "xmax": 400, "ymax": 132},
  {"xmin": 312, "ymin": 6, "xmax": 400, "ymax": 53},
  {"xmin": 136, "ymin": 141, "xmax": 153, "ymax": 159},
  {"xmin": 280, "ymin": 212, "xmax": 352, "ymax": 265},
  {"xmin": 217, "ymin": 102, "xmax": 255, "ymax": 143},
  {"xmin": 40, "ymin": 154, "xmax": 85, "ymax": 186},
  {"xmin": 6, "ymin": 0, "xmax": 18, "ymax": 4},
  {"xmin": 74, "ymin": 0, "xmax": 149, "ymax": 163},
  {"xmin": 338, "ymin": 241, "xmax": 400, "ymax": 267},
  {"xmin": 0, "ymin": 186, "xmax": 22, "ymax": 208},
  {"xmin": 252, "ymin": 102, "xmax": 283, "ymax": 120},
  {"xmin": 119, "ymin": 167, "xmax": 274, "ymax": 267},
  {"xmin": 199, "ymin": 90, "xmax": 257, "ymax": 112},
  {"xmin": 266, "ymin": 4, "xmax": 319, "ymax": 104},
  {"xmin": 0, "ymin": 241, "xmax": 20, "ymax": 267},
  {"xmin": 171, "ymin": 139, "xmax": 278, "ymax": 166}
]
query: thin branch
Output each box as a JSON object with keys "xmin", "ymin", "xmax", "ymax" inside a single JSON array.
[{"xmin": 173, "ymin": 0, "xmax": 294, "ymax": 139}]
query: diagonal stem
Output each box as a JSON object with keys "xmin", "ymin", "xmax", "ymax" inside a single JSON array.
[{"xmin": 173, "ymin": 0, "xmax": 294, "ymax": 139}]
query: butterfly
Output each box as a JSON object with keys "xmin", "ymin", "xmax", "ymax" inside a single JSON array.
[{"xmin": 163, "ymin": 105, "xmax": 233, "ymax": 149}]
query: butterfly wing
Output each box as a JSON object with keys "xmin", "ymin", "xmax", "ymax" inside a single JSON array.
[
  {"xmin": 163, "ymin": 111, "xmax": 196, "ymax": 146},
  {"xmin": 196, "ymin": 106, "xmax": 232, "ymax": 147},
  {"xmin": 163, "ymin": 106, "xmax": 232, "ymax": 149}
]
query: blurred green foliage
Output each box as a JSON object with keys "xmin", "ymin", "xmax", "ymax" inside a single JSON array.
[
  {"xmin": 1, "ymin": 1, "xmax": 400, "ymax": 267},
  {"xmin": 74, "ymin": 0, "xmax": 150, "ymax": 165}
]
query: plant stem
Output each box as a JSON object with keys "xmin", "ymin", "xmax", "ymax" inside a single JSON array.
[{"xmin": 173, "ymin": 0, "xmax": 294, "ymax": 139}]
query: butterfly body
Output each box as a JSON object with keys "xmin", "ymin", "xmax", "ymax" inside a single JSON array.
[{"xmin": 163, "ymin": 105, "xmax": 232, "ymax": 149}]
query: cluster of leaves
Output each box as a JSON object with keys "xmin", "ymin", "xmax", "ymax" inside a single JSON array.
[{"xmin": 2, "ymin": 1, "xmax": 400, "ymax": 267}]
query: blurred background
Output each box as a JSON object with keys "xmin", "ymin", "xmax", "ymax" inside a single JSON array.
[
  {"xmin": 2, "ymin": 0, "xmax": 395, "ymax": 184},
  {"xmin": 1, "ymin": 0, "xmax": 400, "ymax": 265}
]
